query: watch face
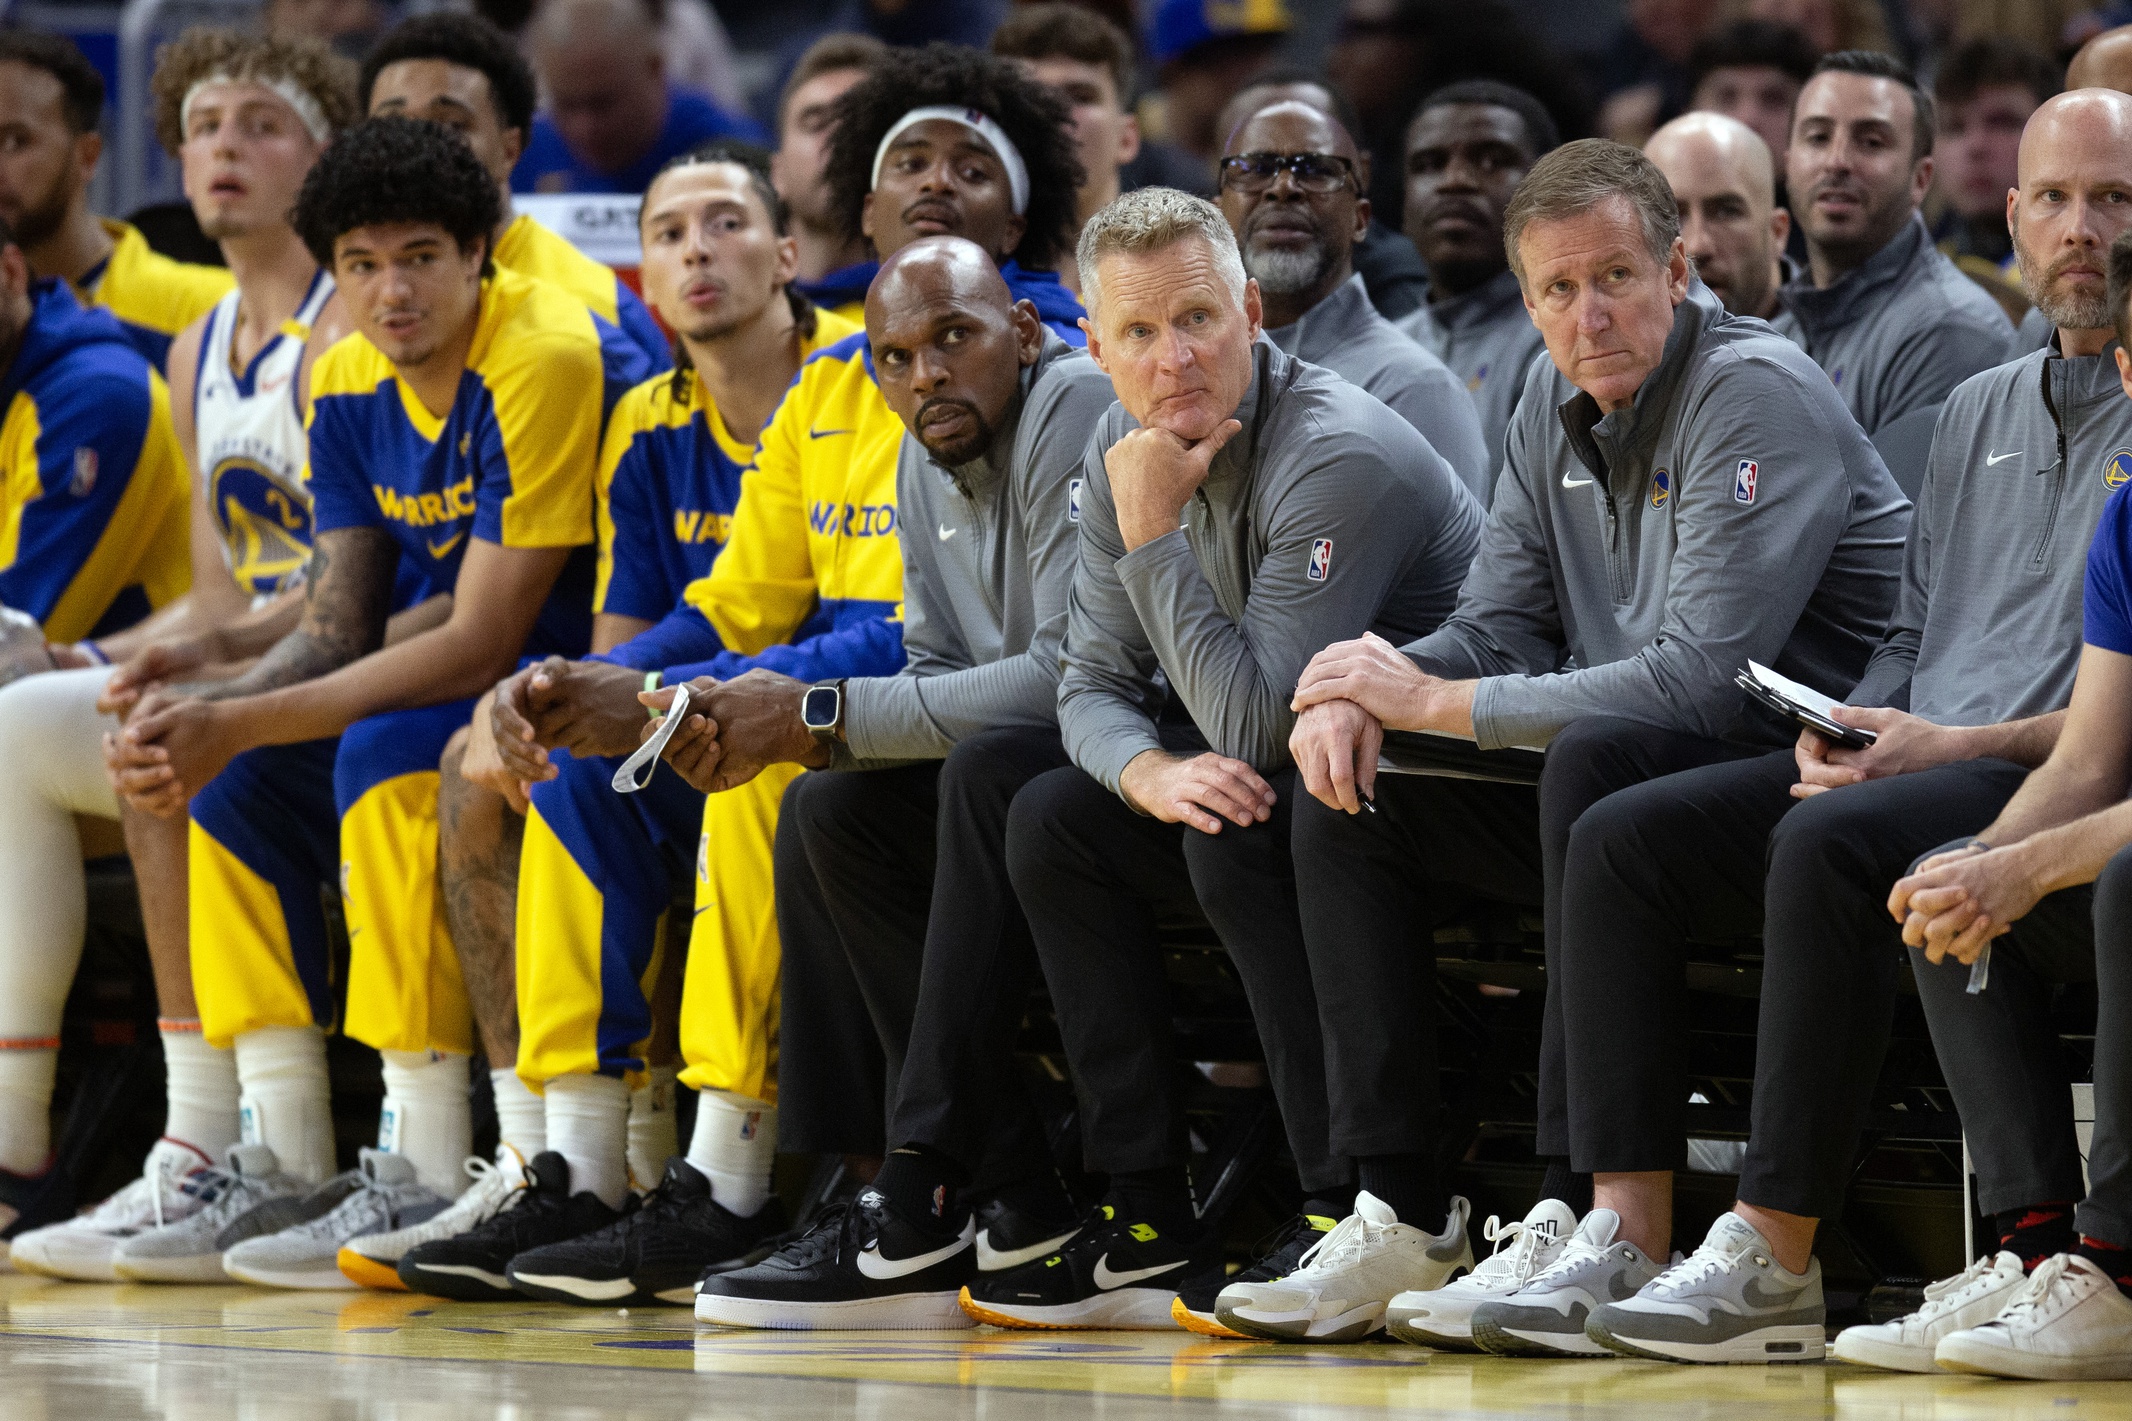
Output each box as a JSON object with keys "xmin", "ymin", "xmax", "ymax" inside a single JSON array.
[{"xmin": 802, "ymin": 685, "xmax": 839, "ymax": 730}]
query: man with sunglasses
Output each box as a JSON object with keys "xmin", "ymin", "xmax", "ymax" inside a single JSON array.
[{"xmin": 1217, "ymin": 102, "xmax": 1489, "ymax": 498}]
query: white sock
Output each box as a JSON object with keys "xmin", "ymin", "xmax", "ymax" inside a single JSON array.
[
  {"xmin": 378, "ymin": 1050, "xmax": 472, "ymax": 1197},
  {"xmin": 0, "ymin": 1046, "xmax": 56, "ymax": 1175},
  {"xmin": 627, "ymin": 1066, "xmax": 678, "ymax": 1189},
  {"xmin": 491, "ymin": 1067, "xmax": 546, "ymax": 1161},
  {"xmin": 544, "ymin": 1073, "xmax": 629, "ymax": 1210},
  {"xmin": 159, "ymin": 1020, "xmax": 239, "ymax": 1160},
  {"xmin": 686, "ymin": 1090, "xmax": 776, "ymax": 1219},
  {"xmin": 234, "ymin": 1025, "xmax": 334, "ymax": 1184}
]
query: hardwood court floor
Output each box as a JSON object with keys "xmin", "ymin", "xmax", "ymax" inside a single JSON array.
[{"xmin": 2, "ymin": 1273, "xmax": 2129, "ymax": 1419}]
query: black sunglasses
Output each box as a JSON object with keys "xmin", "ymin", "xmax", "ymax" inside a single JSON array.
[{"xmin": 1217, "ymin": 151, "xmax": 1358, "ymax": 195}]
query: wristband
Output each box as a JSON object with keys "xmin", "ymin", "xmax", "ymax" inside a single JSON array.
[
  {"xmin": 644, "ymin": 670, "xmax": 663, "ymax": 720},
  {"xmin": 75, "ymin": 641, "xmax": 108, "ymax": 666}
]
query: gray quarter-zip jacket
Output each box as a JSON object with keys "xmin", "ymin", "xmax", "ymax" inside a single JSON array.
[
  {"xmin": 1406, "ymin": 279, "xmax": 1912, "ymax": 750},
  {"xmin": 839, "ymin": 335, "xmax": 1116, "ymax": 765},
  {"xmin": 1395, "ymin": 266, "xmax": 1548, "ymax": 496},
  {"xmin": 1268, "ymin": 272, "xmax": 1491, "ymax": 499},
  {"xmin": 1059, "ymin": 339, "xmax": 1484, "ymax": 793},
  {"xmin": 1846, "ymin": 339, "xmax": 2132, "ymax": 725},
  {"xmin": 1772, "ymin": 212, "xmax": 2012, "ymax": 434}
]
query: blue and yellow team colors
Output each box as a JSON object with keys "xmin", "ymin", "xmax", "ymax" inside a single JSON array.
[
  {"xmin": 0, "ymin": 281, "xmax": 190, "ymax": 643},
  {"xmin": 493, "ymin": 213, "xmax": 668, "ymax": 406},
  {"xmin": 188, "ymin": 268, "xmax": 604, "ymax": 1055},
  {"xmin": 516, "ymin": 323, "xmax": 904, "ymax": 1103},
  {"xmin": 73, "ymin": 219, "xmax": 234, "ymax": 372}
]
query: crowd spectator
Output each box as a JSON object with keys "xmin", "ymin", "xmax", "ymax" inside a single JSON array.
[
  {"xmin": 1686, "ymin": 18, "xmax": 1822, "ymax": 165},
  {"xmin": 1931, "ymin": 35, "xmax": 2060, "ymax": 291}
]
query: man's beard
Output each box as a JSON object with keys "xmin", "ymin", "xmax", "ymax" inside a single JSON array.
[
  {"xmin": 8, "ymin": 166, "xmax": 71, "ymax": 249},
  {"xmin": 1801, "ymin": 178, "xmax": 1914, "ymax": 272},
  {"xmin": 1244, "ymin": 236, "xmax": 1333, "ymax": 296},
  {"xmin": 2017, "ymin": 231, "xmax": 2111, "ymax": 332},
  {"xmin": 915, "ymin": 395, "xmax": 999, "ymax": 467}
]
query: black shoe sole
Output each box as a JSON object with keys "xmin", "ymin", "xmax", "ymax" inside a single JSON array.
[{"xmin": 397, "ymin": 1260, "xmax": 521, "ymax": 1302}]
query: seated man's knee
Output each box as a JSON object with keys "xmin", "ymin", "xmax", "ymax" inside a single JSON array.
[{"xmin": 1003, "ymin": 767, "xmax": 1102, "ymax": 893}]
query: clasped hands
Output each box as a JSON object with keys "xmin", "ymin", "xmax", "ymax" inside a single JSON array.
[
  {"xmin": 1885, "ymin": 838, "xmax": 2046, "ymax": 967},
  {"xmin": 1286, "ymin": 632, "xmax": 1474, "ymax": 814},
  {"xmin": 99, "ymin": 636, "xmax": 250, "ymax": 817},
  {"xmin": 635, "ymin": 668, "xmax": 830, "ymax": 795}
]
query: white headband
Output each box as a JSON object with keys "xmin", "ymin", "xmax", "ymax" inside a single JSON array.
[
  {"xmin": 870, "ymin": 105, "xmax": 1029, "ymax": 216},
  {"xmin": 180, "ymin": 74, "xmax": 332, "ymax": 146}
]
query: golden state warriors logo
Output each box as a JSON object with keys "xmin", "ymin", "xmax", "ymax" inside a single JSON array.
[
  {"xmin": 212, "ymin": 458, "xmax": 312, "ymax": 595},
  {"xmin": 1650, "ymin": 468, "xmax": 1670, "ymax": 509},
  {"xmin": 2106, "ymin": 449, "xmax": 2132, "ymax": 492}
]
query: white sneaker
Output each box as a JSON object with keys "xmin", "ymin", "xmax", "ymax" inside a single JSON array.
[
  {"xmin": 1936, "ymin": 1253, "xmax": 2132, "ymax": 1380},
  {"xmin": 1213, "ymin": 1192, "xmax": 1473, "ymax": 1342},
  {"xmin": 224, "ymin": 1150, "xmax": 450, "ymax": 1289},
  {"xmin": 336, "ymin": 1148, "xmax": 527, "ymax": 1291},
  {"xmin": 8, "ymin": 1140, "xmax": 213, "ymax": 1282},
  {"xmin": 1832, "ymin": 1251, "xmax": 2026, "ymax": 1373},
  {"xmin": 1387, "ymin": 1199, "xmax": 1578, "ymax": 1350},
  {"xmin": 111, "ymin": 1143, "xmax": 310, "ymax": 1283},
  {"xmin": 1587, "ymin": 1211, "xmax": 1824, "ymax": 1364},
  {"xmin": 1469, "ymin": 1207, "xmax": 1666, "ymax": 1357}
]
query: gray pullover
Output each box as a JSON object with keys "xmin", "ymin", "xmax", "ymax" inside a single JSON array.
[
  {"xmin": 1395, "ymin": 266, "xmax": 1547, "ymax": 496},
  {"xmin": 1847, "ymin": 339, "xmax": 2132, "ymax": 725},
  {"xmin": 1772, "ymin": 212, "xmax": 2012, "ymax": 434},
  {"xmin": 840, "ymin": 336, "xmax": 1117, "ymax": 764},
  {"xmin": 1059, "ymin": 339, "xmax": 1484, "ymax": 793},
  {"xmin": 1268, "ymin": 272, "xmax": 1491, "ymax": 499},
  {"xmin": 1406, "ymin": 280, "xmax": 1912, "ymax": 751}
]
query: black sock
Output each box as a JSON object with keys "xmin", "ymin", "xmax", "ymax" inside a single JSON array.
[
  {"xmin": 1539, "ymin": 1158, "xmax": 1593, "ymax": 1215},
  {"xmin": 1357, "ymin": 1154, "xmax": 1443, "ymax": 1233},
  {"xmin": 871, "ymin": 1147, "xmax": 965, "ymax": 1233},
  {"xmin": 986, "ymin": 1165, "xmax": 1076, "ymax": 1225},
  {"xmin": 1106, "ymin": 1165, "xmax": 1196, "ymax": 1237},
  {"xmin": 2076, "ymin": 1235, "xmax": 2132, "ymax": 1299},
  {"xmin": 1308, "ymin": 1182, "xmax": 1358, "ymax": 1217},
  {"xmin": 1997, "ymin": 1202, "xmax": 2077, "ymax": 1271}
]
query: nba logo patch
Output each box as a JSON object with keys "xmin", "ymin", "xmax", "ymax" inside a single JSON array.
[
  {"xmin": 69, "ymin": 446, "xmax": 96, "ymax": 497},
  {"xmin": 739, "ymin": 1111, "xmax": 760, "ymax": 1141},
  {"xmin": 1068, "ymin": 477, "xmax": 1082, "ymax": 523},
  {"xmin": 1307, "ymin": 537, "xmax": 1333, "ymax": 581},
  {"xmin": 1734, "ymin": 459, "xmax": 1759, "ymax": 505},
  {"xmin": 1649, "ymin": 468, "xmax": 1670, "ymax": 509},
  {"xmin": 2106, "ymin": 449, "xmax": 2132, "ymax": 491}
]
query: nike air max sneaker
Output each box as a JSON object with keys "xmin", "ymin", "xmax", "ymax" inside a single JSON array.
[
  {"xmin": 1588, "ymin": 1211, "xmax": 1823, "ymax": 1363},
  {"xmin": 960, "ymin": 1200, "xmax": 1203, "ymax": 1330},
  {"xmin": 1389, "ymin": 1198, "xmax": 1578, "ymax": 1350},
  {"xmin": 694, "ymin": 1187, "xmax": 977, "ymax": 1330},
  {"xmin": 340, "ymin": 1148, "xmax": 525, "ymax": 1290},
  {"xmin": 1214, "ymin": 1192, "xmax": 1472, "ymax": 1343},
  {"xmin": 397, "ymin": 1151, "xmax": 619, "ymax": 1301},
  {"xmin": 224, "ymin": 1150, "xmax": 449, "ymax": 1289},
  {"xmin": 1172, "ymin": 1202, "xmax": 1342, "ymax": 1338},
  {"xmin": 1937, "ymin": 1253, "xmax": 2132, "ymax": 1380},
  {"xmin": 508, "ymin": 1156, "xmax": 787, "ymax": 1305},
  {"xmin": 1831, "ymin": 1250, "xmax": 2024, "ymax": 1372},
  {"xmin": 1469, "ymin": 1207, "xmax": 1665, "ymax": 1357},
  {"xmin": 10, "ymin": 1139, "xmax": 211, "ymax": 1282},
  {"xmin": 111, "ymin": 1143, "xmax": 312, "ymax": 1283}
]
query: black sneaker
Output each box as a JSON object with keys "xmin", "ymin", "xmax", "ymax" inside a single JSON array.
[
  {"xmin": 1172, "ymin": 1202, "xmax": 1343, "ymax": 1337},
  {"xmin": 0, "ymin": 1157, "xmax": 72, "ymax": 1245},
  {"xmin": 960, "ymin": 1199, "xmax": 1205, "ymax": 1330},
  {"xmin": 397, "ymin": 1151, "xmax": 620, "ymax": 1301},
  {"xmin": 506, "ymin": 1157, "xmax": 787, "ymax": 1306},
  {"xmin": 974, "ymin": 1180, "xmax": 1082, "ymax": 1272},
  {"xmin": 693, "ymin": 1187, "xmax": 977, "ymax": 1330}
]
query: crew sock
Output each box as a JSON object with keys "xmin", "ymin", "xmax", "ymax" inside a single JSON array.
[
  {"xmin": 627, "ymin": 1066, "xmax": 679, "ymax": 1190},
  {"xmin": 1357, "ymin": 1153, "xmax": 1443, "ymax": 1233},
  {"xmin": 1106, "ymin": 1164, "xmax": 1196, "ymax": 1239},
  {"xmin": 158, "ymin": 1020, "xmax": 239, "ymax": 1160},
  {"xmin": 378, "ymin": 1050, "xmax": 473, "ymax": 1197},
  {"xmin": 1998, "ymin": 1202, "xmax": 2078, "ymax": 1271},
  {"xmin": 684, "ymin": 1089, "xmax": 776, "ymax": 1219},
  {"xmin": 0, "ymin": 1042, "xmax": 57, "ymax": 1176},
  {"xmin": 983, "ymin": 1163, "xmax": 1074, "ymax": 1227},
  {"xmin": 233, "ymin": 1025, "xmax": 334, "ymax": 1184},
  {"xmin": 545, "ymin": 1073, "xmax": 630, "ymax": 1210},
  {"xmin": 1538, "ymin": 1158, "xmax": 1593, "ymax": 1216},
  {"xmin": 2076, "ymin": 1235, "xmax": 2132, "ymax": 1299},
  {"xmin": 491, "ymin": 1067, "xmax": 546, "ymax": 1162},
  {"xmin": 872, "ymin": 1146, "xmax": 964, "ymax": 1233}
]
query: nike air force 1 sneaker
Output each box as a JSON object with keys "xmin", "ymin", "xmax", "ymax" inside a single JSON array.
[
  {"xmin": 224, "ymin": 1150, "xmax": 449, "ymax": 1289},
  {"xmin": 396, "ymin": 1151, "xmax": 619, "ymax": 1301},
  {"xmin": 1588, "ymin": 1211, "xmax": 1824, "ymax": 1363},
  {"xmin": 9, "ymin": 1140, "xmax": 211, "ymax": 1281},
  {"xmin": 1389, "ymin": 1198, "xmax": 1579, "ymax": 1350},
  {"xmin": 1172, "ymin": 1202, "xmax": 1342, "ymax": 1338},
  {"xmin": 339, "ymin": 1148, "xmax": 526, "ymax": 1290},
  {"xmin": 111, "ymin": 1144, "xmax": 312, "ymax": 1283},
  {"xmin": 959, "ymin": 1199, "xmax": 1202, "ymax": 1330},
  {"xmin": 974, "ymin": 1188, "xmax": 1080, "ymax": 1272},
  {"xmin": 694, "ymin": 1187, "xmax": 977, "ymax": 1329},
  {"xmin": 1214, "ymin": 1192, "xmax": 1473, "ymax": 1343},
  {"xmin": 508, "ymin": 1156, "xmax": 787, "ymax": 1305},
  {"xmin": 1832, "ymin": 1251, "xmax": 2025, "ymax": 1372},
  {"xmin": 1936, "ymin": 1253, "xmax": 2132, "ymax": 1380},
  {"xmin": 1469, "ymin": 1207, "xmax": 1665, "ymax": 1356}
]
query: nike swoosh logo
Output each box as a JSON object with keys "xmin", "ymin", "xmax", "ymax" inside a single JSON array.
[
  {"xmin": 1562, "ymin": 474, "xmax": 1594, "ymax": 489},
  {"xmin": 1090, "ymin": 1254, "xmax": 1183, "ymax": 1290},
  {"xmin": 938, "ymin": 524, "xmax": 957, "ymax": 541},
  {"xmin": 427, "ymin": 532, "xmax": 466, "ymax": 559},
  {"xmin": 854, "ymin": 1231, "xmax": 970, "ymax": 1280},
  {"xmin": 1984, "ymin": 450, "xmax": 2023, "ymax": 466},
  {"xmin": 809, "ymin": 427, "xmax": 855, "ymax": 440}
]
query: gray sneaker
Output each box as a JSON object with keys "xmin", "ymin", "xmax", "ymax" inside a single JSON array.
[
  {"xmin": 111, "ymin": 1144, "xmax": 314, "ymax": 1283},
  {"xmin": 1469, "ymin": 1207, "xmax": 1665, "ymax": 1357},
  {"xmin": 1588, "ymin": 1211, "xmax": 1825, "ymax": 1364},
  {"xmin": 223, "ymin": 1150, "xmax": 450, "ymax": 1290}
]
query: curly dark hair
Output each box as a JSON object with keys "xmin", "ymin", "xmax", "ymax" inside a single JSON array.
[
  {"xmin": 293, "ymin": 116, "xmax": 502, "ymax": 267},
  {"xmin": 823, "ymin": 43, "xmax": 1082, "ymax": 272},
  {"xmin": 358, "ymin": 12, "xmax": 537, "ymax": 137},
  {"xmin": 150, "ymin": 29, "xmax": 359, "ymax": 157}
]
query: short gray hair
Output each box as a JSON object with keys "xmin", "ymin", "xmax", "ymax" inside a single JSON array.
[
  {"xmin": 1502, "ymin": 137, "xmax": 1681, "ymax": 285},
  {"xmin": 1076, "ymin": 186, "xmax": 1248, "ymax": 318}
]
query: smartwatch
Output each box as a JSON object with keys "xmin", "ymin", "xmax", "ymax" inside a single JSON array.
[{"xmin": 801, "ymin": 679, "xmax": 846, "ymax": 743}]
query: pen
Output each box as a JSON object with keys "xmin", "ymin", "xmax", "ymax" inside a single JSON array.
[{"xmin": 1967, "ymin": 942, "xmax": 1991, "ymax": 994}]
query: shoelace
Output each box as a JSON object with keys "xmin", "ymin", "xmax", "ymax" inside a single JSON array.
[
  {"xmin": 1525, "ymin": 1232, "xmax": 1611, "ymax": 1289},
  {"xmin": 1909, "ymin": 1254, "xmax": 2015, "ymax": 1322},
  {"xmin": 1476, "ymin": 1217, "xmax": 1554, "ymax": 1285},
  {"xmin": 1292, "ymin": 1211, "xmax": 1389, "ymax": 1278},
  {"xmin": 1648, "ymin": 1242, "xmax": 1748, "ymax": 1296},
  {"xmin": 1996, "ymin": 1254, "xmax": 2079, "ymax": 1322}
]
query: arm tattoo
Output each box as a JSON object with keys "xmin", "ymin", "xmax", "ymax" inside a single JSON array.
[{"xmin": 189, "ymin": 527, "xmax": 401, "ymax": 701}]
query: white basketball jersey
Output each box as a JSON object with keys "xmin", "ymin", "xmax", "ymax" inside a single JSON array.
[{"xmin": 195, "ymin": 270, "xmax": 334, "ymax": 601}]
